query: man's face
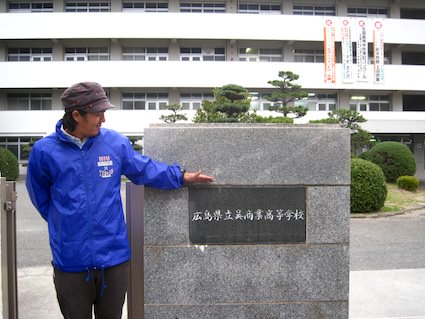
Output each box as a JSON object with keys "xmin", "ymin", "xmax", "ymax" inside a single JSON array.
[{"xmin": 73, "ymin": 111, "xmax": 105, "ymax": 140}]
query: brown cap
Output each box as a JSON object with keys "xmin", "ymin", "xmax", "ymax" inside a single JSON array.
[{"xmin": 61, "ymin": 82, "xmax": 115, "ymax": 113}]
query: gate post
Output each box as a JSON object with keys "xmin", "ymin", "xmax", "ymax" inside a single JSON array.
[
  {"xmin": 1, "ymin": 177, "xmax": 18, "ymax": 319},
  {"xmin": 125, "ymin": 182, "xmax": 144, "ymax": 319}
]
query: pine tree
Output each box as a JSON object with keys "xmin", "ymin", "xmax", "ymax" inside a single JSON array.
[{"xmin": 264, "ymin": 71, "xmax": 308, "ymax": 118}]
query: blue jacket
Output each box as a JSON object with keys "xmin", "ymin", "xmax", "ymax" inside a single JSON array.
[{"xmin": 26, "ymin": 120, "xmax": 184, "ymax": 272}]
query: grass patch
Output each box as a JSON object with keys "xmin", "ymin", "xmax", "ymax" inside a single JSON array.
[
  {"xmin": 379, "ymin": 182, "xmax": 425, "ymax": 212},
  {"xmin": 380, "ymin": 205, "xmax": 401, "ymax": 212}
]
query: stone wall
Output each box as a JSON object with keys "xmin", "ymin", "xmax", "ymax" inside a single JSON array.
[{"xmin": 143, "ymin": 124, "xmax": 350, "ymax": 319}]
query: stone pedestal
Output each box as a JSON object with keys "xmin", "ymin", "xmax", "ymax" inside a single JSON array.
[{"xmin": 143, "ymin": 124, "xmax": 350, "ymax": 318}]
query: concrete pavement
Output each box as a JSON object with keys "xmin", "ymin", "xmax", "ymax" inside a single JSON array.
[
  {"xmin": 13, "ymin": 179, "xmax": 425, "ymax": 318},
  {"xmin": 349, "ymin": 207, "xmax": 425, "ymax": 319},
  {"xmin": 17, "ymin": 257, "xmax": 425, "ymax": 319},
  {"xmin": 350, "ymin": 268, "xmax": 425, "ymax": 319}
]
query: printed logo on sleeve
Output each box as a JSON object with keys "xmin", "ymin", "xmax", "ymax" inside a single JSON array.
[{"xmin": 98, "ymin": 155, "xmax": 114, "ymax": 178}]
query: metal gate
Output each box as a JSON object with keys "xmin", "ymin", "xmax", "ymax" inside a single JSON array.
[{"xmin": 0, "ymin": 177, "xmax": 18, "ymax": 319}]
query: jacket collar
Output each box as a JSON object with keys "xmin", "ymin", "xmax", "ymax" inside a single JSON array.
[{"xmin": 55, "ymin": 119, "xmax": 100, "ymax": 148}]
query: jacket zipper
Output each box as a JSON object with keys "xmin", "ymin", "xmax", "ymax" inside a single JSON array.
[{"xmin": 81, "ymin": 149, "xmax": 95, "ymax": 269}]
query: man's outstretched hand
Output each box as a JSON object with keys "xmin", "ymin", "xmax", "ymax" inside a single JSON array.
[{"xmin": 183, "ymin": 170, "xmax": 214, "ymax": 184}]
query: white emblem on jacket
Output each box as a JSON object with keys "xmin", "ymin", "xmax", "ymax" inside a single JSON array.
[{"xmin": 98, "ymin": 155, "xmax": 114, "ymax": 178}]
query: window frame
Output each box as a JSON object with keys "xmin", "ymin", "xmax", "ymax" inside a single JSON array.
[
  {"xmin": 239, "ymin": 48, "xmax": 282, "ymax": 62},
  {"xmin": 8, "ymin": 48, "xmax": 53, "ymax": 62},
  {"xmin": 64, "ymin": 47, "xmax": 109, "ymax": 61},
  {"xmin": 7, "ymin": 93, "xmax": 52, "ymax": 111},
  {"xmin": 180, "ymin": 92, "xmax": 214, "ymax": 110},
  {"xmin": 122, "ymin": 92, "xmax": 169, "ymax": 110},
  {"xmin": 65, "ymin": 1, "xmax": 110, "ymax": 12},
  {"xmin": 293, "ymin": 5, "xmax": 335, "ymax": 16},
  {"xmin": 347, "ymin": 6, "xmax": 388, "ymax": 18},
  {"xmin": 180, "ymin": 47, "xmax": 225, "ymax": 61},
  {"xmin": 349, "ymin": 95, "xmax": 390, "ymax": 112},
  {"xmin": 8, "ymin": 1, "xmax": 53, "ymax": 12},
  {"xmin": 0, "ymin": 136, "xmax": 43, "ymax": 164},
  {"xmin": 122, "ymin": 47, "xmax": 169, "ymax": 61},
  {"xmin": 294, "ymin": 49, "xmax": 324, "ymax": 63},
  {"xmin": 180, "ymin": 2, "xmax": 225, "ymax": 13},
  {"xmin": 238, "ymin": 2, "xmax": 281, "ymax": 14},
  {"xmin": 293, "ymin": 93, "xmax": 337, "ymax": 111},
  {"xmin": 122, "ymin": 1, "xmax": 169, "ymax": 12}
]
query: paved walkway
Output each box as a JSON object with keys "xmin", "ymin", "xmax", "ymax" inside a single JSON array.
[
  {"xmin": 17, "ymin": 264, "xmax": 425, "ymax": 318},
  {"xmin": 350, "ymin": 268, "xmax": 425, "ymax": 319}
]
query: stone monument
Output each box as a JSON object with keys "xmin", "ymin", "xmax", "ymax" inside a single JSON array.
[{"xmin": 141, "ymin": 123, "xmax": 350, "ymax": 318}]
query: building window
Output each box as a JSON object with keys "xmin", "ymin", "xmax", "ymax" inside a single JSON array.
[
  {"xmin": 180, "ymin": 47, "xmax": 225, "ymax": 61},
  {"xmin": 347, "ymin": 7, "xmax": 388, "ymax": 18},
  {"xmin": 7, "ymin": 93, "xmax": 52, "ymax": 110},
  {"xmin": 350, "ymin": 95, "xmax": 390, "ymax": 112},
  {"xmin": 122, "ymin": 47, "xmax": 168, "ymax": 61},
  {"xmin": 180, "ymin": 2, "xmax": 225, "ymax": 13},
  {"xmin": 64, "ymin": 48, "xmax": 109, "ymax": 61},
  {"xmin": 122, "ymin": 1, "xmax": 168, "ymax": 12},
  {"xmin": 122, "ymin": 93, "xmax": 168, "ymax": 110},
  {"xmin": 180, "ymin": 93, "xmax": 214, "ymax": 110},
  {"xmin": 401, "ymin": 8, "xmax": 425, "ymax": 20},
  {"xmin": 239, "ymin": 48, "xmax": 282, "ymax": 62},
  {"xmin": 238, "ymin": 3, "xmax": 281, "ymax": 14},
  {"xmin": 294, "ymin": 93, "xmax": 337, "ymax": 111},
  {"xmin": 65, "ymin": 1, "xmax": 109, "ymax": 12},
  {"xmin": 403, "ymin": 94, "xmax": 425, "ymax": 111},
  {"xmin": 0, "ymin": 136, "xmax": 42, "ymax": 164},
  {"xmin": 293, "ymin": 5, "xmax": 335, "ymax": 16},
  {"xmin": 402, "ymin": 52, "xmax": 425, "ymax": 65},
  {"xmin": 294, "ymin": 49, "xmax": 324, "ymax": 63},
  {"xmin": 8, "ymin": 2, "xmax": 53, "ymax": 12},
  {"xmin": 253, "ymin": 93, "xmax": 297, "ymax": 111},
  {"xmin": 8, "ymin": 48, "xmax": 52, "ymax": 61}
]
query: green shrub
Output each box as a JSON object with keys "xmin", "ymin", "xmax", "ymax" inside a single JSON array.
[
  {"xmin": 397, "ymin": 176, "xmax": 420, "ymax": 192},
  {"xmin": 252, "ymin": 115, "xmax": 293, "ymax": 123},
  {"xmin": 351, "ymin": 158, "xmax": 387, "ymax": 213},
  {"xmin": 359, "ymin": 141, "xmax": 416, "ymax": 183},
  {"xmin": 309, "ymin": 118, "xmax": 340, "ymax": 124},
  {"xmin": 0, "ymin": 148, "xmax": 19, "ymax": 181}
]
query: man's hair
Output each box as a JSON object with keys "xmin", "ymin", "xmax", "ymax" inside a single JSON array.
[{"xmin": 62, "ymin": 110, "xmax": 87, "ymax": 132}]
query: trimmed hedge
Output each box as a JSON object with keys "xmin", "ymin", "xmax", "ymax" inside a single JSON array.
[
  {"xmin": 360, "ymin": 141, "xmax": 416, "ymax": 183},
  {"xmin": 0, "ymin": 148, "xmax": 19, "ymax": 181},
  {"xmin": 252, "ymin": 115, "xmax": 293, "ymax": 123},
  {"xmin": 351, "ymin": 158, "xmax": 387, "ymax": 213},
  {"xmin": 397, "ymin": 176, "xmax": 420, "ymax": 192}
]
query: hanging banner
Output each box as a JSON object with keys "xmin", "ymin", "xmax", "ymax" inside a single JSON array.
[
  {"xmin": 341, "ymin": 19, "xmax": 354, "ymax": 83},
  {"xmin": 324, "ymin": 19, "xmax": 336, "ymax": 83},
  {"xmin": 373, "ymin": 20, "xmax": 385, "ymax": 84},
  {"xmin": 356, "ymin": 19, "xmax": 368, "ymax": 82}
]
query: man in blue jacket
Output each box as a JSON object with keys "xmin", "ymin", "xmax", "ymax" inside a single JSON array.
[{"xmin": 26, "ymin": 81, "xmax": 213, "ymax": 319}]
